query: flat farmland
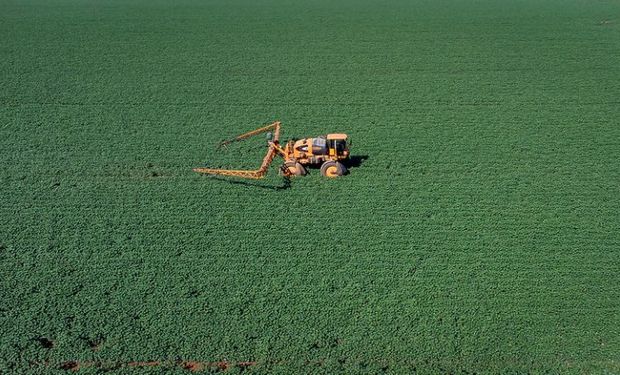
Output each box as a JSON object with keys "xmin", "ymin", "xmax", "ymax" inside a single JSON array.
[{"xmin": 1, "ymin": 0, "xmax": 619, "ymax": 373}]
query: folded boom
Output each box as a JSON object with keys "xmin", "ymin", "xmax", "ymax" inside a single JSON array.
[{"xmin": 193, "ymin": 121, "xmax": 285, "ymax": 179}]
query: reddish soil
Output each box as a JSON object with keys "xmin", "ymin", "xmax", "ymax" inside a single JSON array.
[{"xmin": 182, "ymin": 361, "xmax": 206, "ymax": 372}]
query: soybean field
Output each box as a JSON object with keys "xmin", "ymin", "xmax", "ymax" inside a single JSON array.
[{"xmin": 1, "ymin": 0, "xmax": 620, "ymax": 373}]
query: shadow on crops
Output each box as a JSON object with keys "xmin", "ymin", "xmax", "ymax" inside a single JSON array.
[
  {"xmin": 207, "ymin": 175, "xmax": 292, "ymax": 191},
  {"xmin": 344, "ymin": 154, "xmax": 369, "ymax": 169}
]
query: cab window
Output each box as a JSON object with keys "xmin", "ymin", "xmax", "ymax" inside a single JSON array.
[{"xmin": 334, "ymin": 140, "xmax": 346, "ymax": 152}]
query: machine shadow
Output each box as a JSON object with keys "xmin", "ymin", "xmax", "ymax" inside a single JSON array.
[
  {"xmin": 343, "ymin": 155, "xmax": 369, "ymax": 169},
  {"xmin": 208, "ymin": 175, "xmax": 292, "ymax": 191}
]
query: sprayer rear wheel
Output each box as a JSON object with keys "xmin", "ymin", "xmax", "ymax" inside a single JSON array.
[{"xmin": 320, "ymin": 161, "xmax": 346, "ymax": 178}]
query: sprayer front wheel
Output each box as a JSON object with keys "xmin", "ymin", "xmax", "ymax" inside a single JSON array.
[{"xmin": 280, "ymin": 162, "xmax": 307, "ymax": 177}]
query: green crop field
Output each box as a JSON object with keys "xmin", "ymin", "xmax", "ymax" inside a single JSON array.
[{"xmin": 1, "ymin": 0, "xmax": 620, "ymax": 373}]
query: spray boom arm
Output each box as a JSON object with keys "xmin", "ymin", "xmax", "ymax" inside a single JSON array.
[
  {"xmin": 218, "ymin": 121, "xmax": 281, "ymax": 148},
  {"xmin": 193, "ymin": 121, "xmax": 286, "ymax": 179}
]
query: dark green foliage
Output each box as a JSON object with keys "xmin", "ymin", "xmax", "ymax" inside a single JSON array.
[{"xmin": 1, "ymin": 0, "xmax": 619, "ymax": 373}]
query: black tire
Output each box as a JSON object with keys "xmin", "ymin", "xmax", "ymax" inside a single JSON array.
[
  {"xmin": 320, "ymin": 161, "xmax": 346, "ymax": 178},
  {"xmin": 279, "ymin": 161, "xmax": 307, "ymax": 177}
]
